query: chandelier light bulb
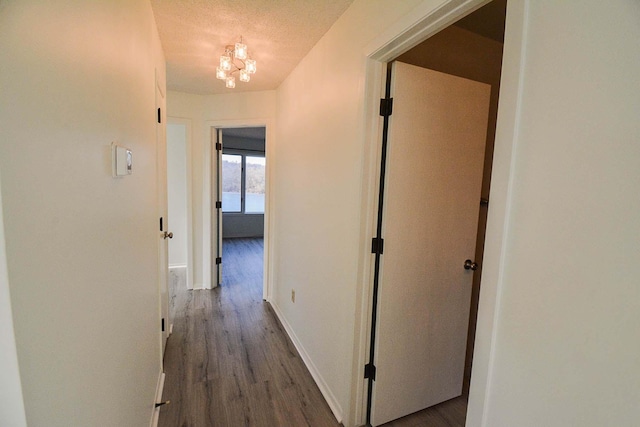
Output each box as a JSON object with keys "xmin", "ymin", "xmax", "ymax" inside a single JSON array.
[
  {"xmin": 239, "ymin": 69, "xmax": 250, "ymax": 82},
  {"xmin": 225, "ymin": 75, "xmax": 236, "ymax": 88},
  {"xmin": 245, "ymin": 58, "xmax": 257, "ymax": 74},
  {"xmin": 235, "ymin": 42, "xmax": 247, "ymax": 60},
  {"xmin": 216, "ymin": 66, "xmax": 227, "ymax": 80},
  {"xmin": 220, "ymin": 54, "xmax": 232, "ymax": 71}
]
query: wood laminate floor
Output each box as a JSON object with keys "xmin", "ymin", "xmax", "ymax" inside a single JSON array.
[
  {"xmin": 159, "ymin": 238, "xmax": 341, "ymax": 427},
  {"xmin": 380, "ymin": 395, "xmax": 467, "ymax": 427},
  {"xmin": 160, "ymin": 237, "xmax": 467, "ymax": 427}
]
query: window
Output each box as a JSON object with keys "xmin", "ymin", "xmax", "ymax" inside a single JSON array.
[
  {"xmin": 222, "ymin": 152, "xmax": 265, "ymax": 214},
  {"xmin": 245, "ymin": 156, "xmax": 266, "ymax": 213},
  {"xmin": 222, "ymin": 154, "xmax": 242, "ymax": 212}
]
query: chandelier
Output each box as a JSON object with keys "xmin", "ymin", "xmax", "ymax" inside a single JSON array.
[{"xmin": 216, "ymin": 36, "xmax": 257, "ymax": 89}]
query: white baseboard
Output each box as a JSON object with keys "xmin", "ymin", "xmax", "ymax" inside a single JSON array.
[
  {"xmin": 168, "ymin": 264, "xmax": 187, "ymax": 269},
  {"xmin": 150, "ymin": 371, "xmax": 165, "ymax": 427},
  {"xmin": 270, "ymin": 301, "xmax": 344, "ymax": 424}
]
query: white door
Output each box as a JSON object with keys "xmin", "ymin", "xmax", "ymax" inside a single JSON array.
[
  {"xmin": 156, "ymin": 76, "xmax": 170, "ymax": 356},
  {"xmin": 371, "ymin": 62, "xmax": 490, "ymax": 425},
  {"xmin": 214, "ymin": 129, "xmax": 223, "ymax": 286}
]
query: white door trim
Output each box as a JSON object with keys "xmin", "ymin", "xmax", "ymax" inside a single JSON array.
[
  {"xmin": 203, "ymin": 119, "xmax": 274, "ymax": 301},
  {"xmin": 351, "ymin": 1, "xmax": 528, "ymax": 426},
  {"xmin": 155, "ymin": 69, "xmax": 170, "ymax": 360}
]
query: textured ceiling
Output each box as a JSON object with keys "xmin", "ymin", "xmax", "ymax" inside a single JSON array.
[{"xmin": 150, "ymin": 0, "xmax": 354, "ymax": 95}]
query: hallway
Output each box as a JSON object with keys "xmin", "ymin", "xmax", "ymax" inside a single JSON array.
[{"xmin": 159, "ymin": 238, "xmax": 340, "ymax": 426}]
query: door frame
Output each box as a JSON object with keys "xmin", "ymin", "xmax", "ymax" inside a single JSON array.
[
  {"xmin": 351, "ymin": 0, "xmax": 527, "ymax": 425},
  {"xmin": 204, "ymin": 119, "xmax": 274, "ymax": 300},
  {"xmin": 155, "ymin": 70, "xmax": 170, "ymax": 359},
  {"xmin": 369, "ymin": 62, "xmax": 492, "ymax": 425}
]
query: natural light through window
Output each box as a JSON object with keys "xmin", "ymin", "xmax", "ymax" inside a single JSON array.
[
  {"xmin": 222, "ymin": 153, "xmax": 265, "ymax": 214},
  {"xmin": 222, "ymin": 154, "xmax": 242, "ymax": 212},
  {"xmin": 245, "ymin": 156, "xmax": 265, "ymax": 213}
]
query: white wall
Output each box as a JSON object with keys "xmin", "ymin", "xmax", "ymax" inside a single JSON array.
[
  {"xmin": 0, "ymin": 1, "xmax": 165, "ymax": 425},
  {"xmin": 273, "ymin": 0, "xmax": 435, "ymax": 423},
  {"xmin": 478, "ymin": 1, "xmax": 640, "ymax": 426},
  {"xmin": 167, "ymin": 90, "xmax": 276, "ymax": 289},
  {"xmin": 0, "ymin": 176, "xmax": 27, "ymax": 427},
  {"xmin": 167, "ymin": 123, "xmax": 188, "ymax": 266},
  {"xmin": 273, "ymin": 0, "xmax": 640, "ymax": 426}
]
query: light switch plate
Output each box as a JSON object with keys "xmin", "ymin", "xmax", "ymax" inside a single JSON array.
[{"xmin": 112, "ymin": 142, "xmax": 132, "ymax": 177}]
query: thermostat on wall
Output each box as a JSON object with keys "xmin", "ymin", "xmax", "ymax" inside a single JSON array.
[{"xmin": 112, "ymin": 142, "xmax": 132, "ymax": 177}]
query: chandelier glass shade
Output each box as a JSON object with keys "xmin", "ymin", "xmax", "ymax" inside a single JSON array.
[{"xmin": 216, "ymin": 37, "xmax": 256, "ymax": 89}]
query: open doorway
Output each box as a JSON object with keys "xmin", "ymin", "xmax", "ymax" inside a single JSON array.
[
  {"xmin": 365, "ymin": 1, "xmax": 506, "ymax": 425},
  {"xmin": 217, "ymin": 127, "xmax": 266, "ymax": 298},
  {"xmin": 167, "ymin": 120, "xmax": 193, "ymax": 290}
]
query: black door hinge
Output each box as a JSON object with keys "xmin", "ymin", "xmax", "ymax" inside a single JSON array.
[
  {"xmin": 161, "ymin": 318, "xmax": 165, "ymax": 332},
  {"xmin": 157, "ymin": 108, "xmax": 162, "ymax": 124},
  {"xmin": 216, "ymin": 201, "xmax": 222, "ymax": 209},
  {"xmin": 371, "ymin": 237, "xmax": 384, "ymax": 255},
  {"xmin": 216, "ymin": 142, "xmax": 222, "ymax": 151},
  {"xmin": 159, "ymin": 217, "xmax": 163, "ymax": 231},
  {"xmin": 379, "ymin": 98, "xmax": 393, "ymax": 117},
  {"xmin": 364, "ymin": 363, "xmax": 376, "ymax": 380},
  {"xmin": 216, "ymin": 257, "xmax": 222, "ymax": 265}
]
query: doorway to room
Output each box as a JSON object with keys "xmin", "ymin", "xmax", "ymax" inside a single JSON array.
[
  {"xmin": 365, "ymin": 1, "xmax": 507, "ymax": 425},
  {"xmin": 167, "ymin": 120, "xmax": 193, "ymax": 290},
  {"xmin": 215, "ymin": 127, "xmax": 266, "ymax": 297}
]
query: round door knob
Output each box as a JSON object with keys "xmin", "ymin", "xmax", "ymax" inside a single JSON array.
[
  {"xmin": 464, "ymin": 259, "xmax": 478, "ymax": 271},
  {"xmin": 163, "ymin": 231, "xmax": 173, "ymax": 239}
]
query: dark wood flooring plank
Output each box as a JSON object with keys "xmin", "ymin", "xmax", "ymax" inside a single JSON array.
[
  {"xmin": 159, "ymin": 238, "xmax": 340, "ymax": 427},
  {"xmin": 381, "ymin": 395, "xmax": 467, "ymax": 427},
  {"xmin": 162, "ymin": 239, "xmax": 467, "ymax": 426}
]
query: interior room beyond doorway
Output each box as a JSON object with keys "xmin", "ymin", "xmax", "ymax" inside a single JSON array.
[
  {"xmin": 221, "ymin": 127, "xmax": 266, "ymax": 239},
  {"xmin": 217, "ymin": 126, "xmax": 267, "ymax": 302},
  {"xmin": 367, "ymin": 0, "xmax": 506, "ymax": 425}
]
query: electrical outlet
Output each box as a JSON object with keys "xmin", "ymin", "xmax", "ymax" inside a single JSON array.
[{"xmin": 291, "ymin": 289, "xmax": 295, "ymax": 303}]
